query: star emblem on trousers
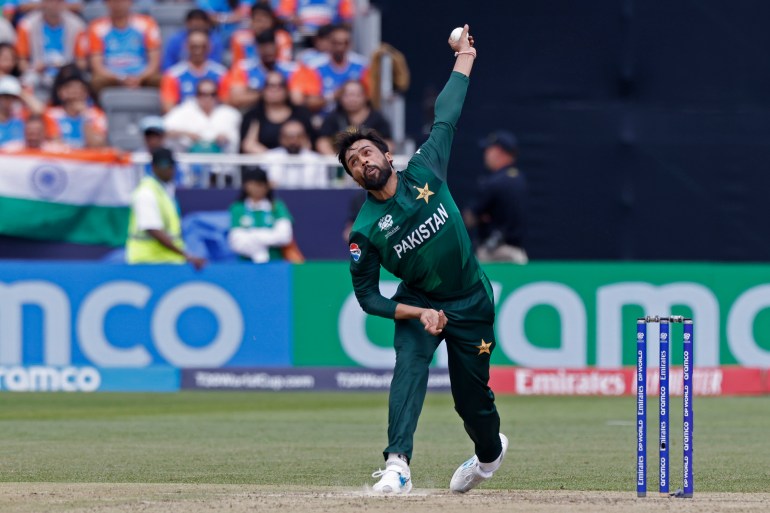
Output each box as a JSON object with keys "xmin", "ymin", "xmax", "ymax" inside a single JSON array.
[
  {"xmin": 476, "ymin": 339, "xmax": 492, "ymax": 355},
  {"xmin": 413, "ymin": 183, "xmax": 434, "ymax": 203}
]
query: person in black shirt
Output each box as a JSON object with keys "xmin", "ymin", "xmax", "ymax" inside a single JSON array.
[
  {"xmin": 463, "ymin": 130, "xmax": 528, "ymax": 264},
  {"xmin": 316, "ymin": 79, "xmax": 392, "ymax": 154},
  {"xmin": 240, "ymin": 70, "xmax": 315, "ymax": 154}
]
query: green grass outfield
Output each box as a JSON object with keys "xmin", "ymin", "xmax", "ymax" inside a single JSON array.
[{"xmin": 0, "ymin": 392, "xmax": 767, "ymax": 492}]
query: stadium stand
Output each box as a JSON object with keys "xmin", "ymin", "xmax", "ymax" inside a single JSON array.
[{"xmin": 101, "ymin": 87, "xmax": 162, "ymax": 151}]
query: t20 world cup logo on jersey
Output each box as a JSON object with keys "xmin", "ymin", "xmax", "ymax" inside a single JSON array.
[{"xmin": 378, "ymin": 215, "xmax": 393, "ymax": 231}]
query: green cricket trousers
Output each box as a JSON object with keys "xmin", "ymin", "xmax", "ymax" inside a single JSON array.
[{"xmin": 385, "ymin": 279, "xmax": 502, "ymax": 463}]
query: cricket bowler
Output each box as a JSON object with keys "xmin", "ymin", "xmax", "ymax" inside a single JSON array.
[{"xmin": 336, "ymin": 24, "xmax": 507, "ymax": 494}]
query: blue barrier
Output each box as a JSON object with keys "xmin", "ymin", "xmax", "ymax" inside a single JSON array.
[{"xmin": 0, "ymin": 262, "xmax": 292, "ymax": 370}]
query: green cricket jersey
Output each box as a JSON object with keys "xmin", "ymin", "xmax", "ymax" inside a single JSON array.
[
  {"xmin": 230, "ymin": 198, "xmax": 292, "ymax": 261},
  {"xmin": 349, "ymin": 72, "xmax": 487, "ymax": 319}
]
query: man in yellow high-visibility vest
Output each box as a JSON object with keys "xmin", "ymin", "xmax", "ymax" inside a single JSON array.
[{"xmin": 126, "ymin": 148, "xmax": 206, "ymax": 269}]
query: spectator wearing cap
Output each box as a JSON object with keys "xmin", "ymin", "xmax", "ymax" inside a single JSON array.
[
  {"xmin": 16, "ymin": 0, "xmax": 85, "ymax": 94},
  {"xmin": 162, "ymin": 9, "xmax": 224, "ymax": 72},
  {"xmin": 463, "ymin": 130, "xmax": 529, "ymax": 264},
  {"xmin": 159, "ymin": 29, "xmax": 227, "ymax": 114},
  {"xmin": 0, "ymin": 75, "xmax": 27, "ymax": 150},
  {"xmin": 87, "ymin": 0, "xmax": 162, "ymax": 93},
  {"xmin": 140, "ymin": 115, "xmax": 165, "ymax": 154},
  {"xmin": 43, "ymin": 65, "xmax": 106, "ymax": 148},
  {"xmin": 228, "ymin": 165, "xmax": 300, "ymax": 263},
  {"xmin": 138, "ymin": 115, "xmax": 184, "ymax": 183},
  {"xmin": 164, "ymin": 77, "xmax": 241, "ymax": 153},
  {"xmin": 126, "ymin": 147, "xmax": 206, "ymax": 269}
]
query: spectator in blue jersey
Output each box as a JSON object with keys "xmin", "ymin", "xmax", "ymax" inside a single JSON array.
[
  {"xmin": 196, "ymin": 0, "xmax": 248, "ymax": 45},
  {"xmin": 87, "ymin": 0, "xmax": 162, "ymax": 93},
  {"xmin": 159, "ymin": 29, "xmax": 227, "ymax": 113},
  {"xmin": 273, "ymin": 0, "xmax": 353, "ymax": 37},
  {"xmin": 227, "ymin": 28, "xmax": 322, "ymax": 111},
  {"xmin": 0, "ymin": 76, "xmax": 27, "ymax": 151},
  {"xmin": 16, "ymin": 0, "xmax": 85, "ymax": 94},
  {"xmin": 43, "ymin": 65, "xmax": 107, "ymax": 148},
  {"xmin": 162, "ymin": 8, "xmax": 224, "ymax": 71},
  {"xmin": 313, "ymin": 24, "xmax": 367, "ymax": 113},
  {"xmin": 230, "ymin": 3, "xmax": 293, "ymax": 65}
]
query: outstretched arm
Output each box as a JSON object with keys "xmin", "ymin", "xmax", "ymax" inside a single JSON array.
[
  {"xmin": 409, "ymin": 24, "xmax": 477, "ymax": 181},
  {"xmin": 450, "ymin": 24, "xmax": 477, "ymax": 78}
]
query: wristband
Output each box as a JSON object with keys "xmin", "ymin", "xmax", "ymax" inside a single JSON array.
[{"xmin": 454, "ymin": 48, "xmax": 477, "ymax": 58}]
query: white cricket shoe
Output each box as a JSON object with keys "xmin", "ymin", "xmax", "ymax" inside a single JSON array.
[
  {"xmin": 371, "ymin": 457, "xmax": 412, "ymax": 494},
  {"xmin": 449, "ymin": 433, "xmax": 508, "ymax": 493}
]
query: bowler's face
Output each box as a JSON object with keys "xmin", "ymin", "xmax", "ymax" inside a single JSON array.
[{"xmin": 346, "ymin": 142, "xmax": 393, "ymax": 191}]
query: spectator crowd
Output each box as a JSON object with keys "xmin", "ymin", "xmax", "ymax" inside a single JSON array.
[{"xmin": 0, "ymin": 0, "xmax": 395, "ymax": 183}]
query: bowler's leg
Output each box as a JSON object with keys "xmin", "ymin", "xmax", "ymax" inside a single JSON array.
[
  {"xmin": 445, "ymin": 331, "xmax": 502, "ymax": 462},
  {"xmin": 384, "ymin": 317, "xmax": 441, "ymax": 461}
]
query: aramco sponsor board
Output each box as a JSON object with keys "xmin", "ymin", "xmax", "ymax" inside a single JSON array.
[{"xmin": 1, "ymin": 262, "xmax": 770, "ymax": 393}]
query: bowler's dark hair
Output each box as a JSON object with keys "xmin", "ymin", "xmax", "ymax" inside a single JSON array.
[{"xmin": 336, "ymin": 127, "xmax": 389, "ymax": 176}]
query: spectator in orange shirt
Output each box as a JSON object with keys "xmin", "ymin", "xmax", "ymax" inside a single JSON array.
[
  {"xmin": 230, "ymin": 3, "xmax": 293, "ymax": 66},
  {"xmin": 16, "ymin": 0, "xmax": 85, "ymax": 94},
  {"xmin": 272, "ymin": 0, "xmax": 353, "ymax": 37},
  {"xmin": 87, "ymin": 0, "xmax": 161, "ymax": 94},
  {"xmin": 44, "ymin": 65, "xmax": 107, "ymax": 148},
  {"xmin": 159, "ymin": 29, "xmax": 227, "ymax": 113},
  {"xmin": 227, "ymin": 28, "xmax": 322, "ymax": 111}
]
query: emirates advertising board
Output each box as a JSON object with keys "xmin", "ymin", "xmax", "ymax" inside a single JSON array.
[
  {"xmin": 2, "ymin": 262, "xmax": 770, "ymax": 394},
  {"xmin": 292, "ymin": 263, "xmax": 770, "ymax": 395}
]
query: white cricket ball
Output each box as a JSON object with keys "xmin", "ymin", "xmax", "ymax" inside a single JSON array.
[{"xmin": 449, "ymin": 27, "xmax": 464, "ymax": 43}]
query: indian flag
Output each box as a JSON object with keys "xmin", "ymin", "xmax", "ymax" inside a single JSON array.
[{"xmin": 0, "ymin": 149, "xmax": 137, "ymax": 247}]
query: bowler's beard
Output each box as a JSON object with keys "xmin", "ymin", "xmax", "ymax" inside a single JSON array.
[{"xmin": 362, "ymin": 164, "xmax": 392, "ymax": 190}]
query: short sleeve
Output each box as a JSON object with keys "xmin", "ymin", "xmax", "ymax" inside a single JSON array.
[
  {"xmin": 133, "ymin": 187, "xmax": 163, "ymax": 231},
  {"xmin": 144, "ymin": 19, "xmax": 161, "ymax": 51},
  {"xmin": 273, "ymin": 199, "xmax": 293, "ymax": 222}
]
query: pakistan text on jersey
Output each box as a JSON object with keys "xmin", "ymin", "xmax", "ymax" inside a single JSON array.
[{"xmin": 392, "ymin": 203, "xmax": 449, "ymax": 259}]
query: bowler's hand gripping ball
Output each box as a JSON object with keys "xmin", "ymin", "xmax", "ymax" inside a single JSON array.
[{"xmin": 449, "ymin": 27, "xmax": 464, "ymax": 43}]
